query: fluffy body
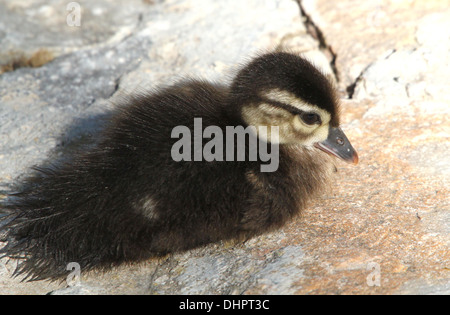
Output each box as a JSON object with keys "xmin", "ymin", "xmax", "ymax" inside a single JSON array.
[{"xmin": 0, "ymin": 52, "xmax": 339, "ymax": 281}]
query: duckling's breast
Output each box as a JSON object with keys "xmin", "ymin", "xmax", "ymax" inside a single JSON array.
[{"xmin": 239, "ymin": 145, "xmax": 335, "ymax": 235}]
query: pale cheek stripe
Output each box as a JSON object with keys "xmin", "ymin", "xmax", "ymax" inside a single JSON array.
[{"xmin": 262, "ymin": 89, "xmax": 331, "ymax": 125}]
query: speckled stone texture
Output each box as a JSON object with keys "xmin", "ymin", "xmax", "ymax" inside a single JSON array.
[{"xmin": 0, "ymin": 0, "xmax": 448, "ymax": 295}]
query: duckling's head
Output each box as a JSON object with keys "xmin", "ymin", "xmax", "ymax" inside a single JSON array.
[{"xmin": 231, "ymin": 52, "xmax": 358, "ymax": 164}]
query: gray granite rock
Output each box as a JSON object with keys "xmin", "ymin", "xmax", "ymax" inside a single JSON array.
[{"xmin": 0, "ymin": 0, "xmax": 150, "ymax": 65}]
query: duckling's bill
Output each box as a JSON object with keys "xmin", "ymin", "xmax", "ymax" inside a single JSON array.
[{"xmin": 314, "ymin": 126, "xmax": 359, "ymax": 164}]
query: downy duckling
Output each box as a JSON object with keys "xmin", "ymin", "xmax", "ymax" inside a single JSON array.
[{"xmin": 0, "ymin": 52, "xmax": 358, "ymax": 281}]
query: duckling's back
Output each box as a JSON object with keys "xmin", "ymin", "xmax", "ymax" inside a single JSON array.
[{"xmin": 0, "ymin": 80, "xmax": 251, "ymax": 280}]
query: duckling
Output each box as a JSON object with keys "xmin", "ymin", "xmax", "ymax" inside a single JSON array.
[{"xmin": 0, "ymin": 52, "xmax": 358, "ymax": 281}]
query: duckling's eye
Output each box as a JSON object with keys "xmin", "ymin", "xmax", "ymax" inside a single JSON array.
[{"xmin": 300, "ymin": 113, "xmax": 321, "ymax": 125}]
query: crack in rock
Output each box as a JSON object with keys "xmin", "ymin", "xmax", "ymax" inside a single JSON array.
[
  {"xmin": 296, "ymin": 0, "xmax": 339, "ymax": 82},
  {"xmin": 345, "ymin": 63, "xmax": 372, "ymax": 99},
  {"xmin": 346, "ymin": 49, "xmax": 398, "ymax": 99}
]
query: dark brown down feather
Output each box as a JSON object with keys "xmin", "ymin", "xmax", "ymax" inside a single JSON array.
[{"xmin": 0, "ymin": 52, "xmax": 342, "ymax": 281}]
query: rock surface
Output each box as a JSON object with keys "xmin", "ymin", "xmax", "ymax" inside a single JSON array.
[{"xmin": 0, "ymin": 0, "xmax": 449, "ymax": 295}]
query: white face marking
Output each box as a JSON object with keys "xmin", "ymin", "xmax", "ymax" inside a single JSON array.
[
  {"xmin": 262, "ymin": 89, "xmax": 331, "ymax": 125},
  {"xmin": 241, "ymin": 89, "xmax": 332, "ymax": 145},
  {"xmin": 303, "ymin": 123, "xmax": 329, "ymax": 145}
]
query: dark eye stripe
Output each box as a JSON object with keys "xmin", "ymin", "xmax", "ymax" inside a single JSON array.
[
  {"xmin": 262, "ymin": 99, "xmax": 322, "ymax": 125},
  {"xmin": 262, "ymin": 99, "xmax": 305, "ymax": 116}
]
